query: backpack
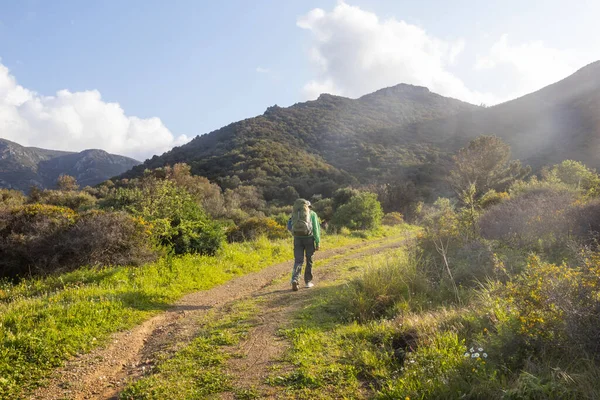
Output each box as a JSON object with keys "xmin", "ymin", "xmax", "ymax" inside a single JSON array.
[{"xmin": 291, "ymin": 199, "xmax": 313, "ymax": 236}]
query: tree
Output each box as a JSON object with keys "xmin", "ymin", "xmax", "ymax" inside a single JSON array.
[
  {"xmin": 57, "ymin": 174, "xmax": 79, "ymax": 191},
  {"xmin": 449, "ymin": 136, "xmax": 529, "ymax": 200},
  {"xmin": 332, "ymin": 192, "xmax": 383, "ymax": 230}
]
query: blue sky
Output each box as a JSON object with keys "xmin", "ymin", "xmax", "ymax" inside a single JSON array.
[{"xmin": 0, "ymin": 0, "xmax": 598, "ymax": 159}]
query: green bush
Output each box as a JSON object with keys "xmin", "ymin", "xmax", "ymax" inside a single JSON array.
[
  {"xmin": 332, "ymin": 192, "xmax": 383, "ymax": 230},
  {"xmin": 311, "ymin": 198, "xmax": 334, "ymax": 223},
  {"xmin": 227, "ymin": 217, "xmax": 289, "ymax": 242},
  {"xmin": 101, "ymin": 178, "xmax": 224, "ymax": 255}
]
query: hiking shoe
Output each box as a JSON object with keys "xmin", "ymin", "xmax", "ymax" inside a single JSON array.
[
  {"xmin": 305, "ymin": 282, "xmax": 314, "ymax": 288},
  {"xmin": 292, "ymin": 281, "xmax": 299, "ymax": 291}
]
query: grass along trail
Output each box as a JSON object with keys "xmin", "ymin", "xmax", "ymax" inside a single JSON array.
[
  {"xmin": 28, "ymin": 231, "xmax": 412, "ymax": 400},
  {"xmin": 219, "ymin": 240, "xmax": 410, "ymax": 399}
]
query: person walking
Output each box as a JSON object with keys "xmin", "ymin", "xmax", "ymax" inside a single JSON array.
[{"xmin": 287, "ymin": 198, "xmax": 321, "ymax": 291}]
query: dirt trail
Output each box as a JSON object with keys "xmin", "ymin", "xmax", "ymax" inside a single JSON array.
[
  {"xmin": 220, "ymin": 239, "xmax": 406, "ymax": 398},
  {"xmin": 28, "ymin": 236, "xmax": 405, "ymax": 400}
]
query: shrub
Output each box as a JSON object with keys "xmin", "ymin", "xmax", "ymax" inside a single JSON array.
[
  {"xmin": 332, "ymin": 192, "xmax": 383, "ymax": 230},
  {"xmin": 227, "ymin": 217, "xmax": 289, "ymax": 243},
  {"xmin": 311, "ymin": 198, "xmax": 334, "ymax": 223},
  {"xmin": 332, "ymin": 187, "xmax": 360, "ymax": 211},
  {"xmin": 382, "ymin": 212, "xmax": 404, "ymax": 226},
  {"xmin": 0, "ymin": 205, "xmax": 156, "ymax": 279},
  {"xmin": 0, "ymin": 189, "xmax": 26, "ymax": 208},
  {"xmin": 272, "ymin": 212, "xmax": 290, "ymax": 227},
  {"xmin": 495, "ymin": 256, "xmax": 600, "ymax": 357},
  {"xmin": 61, "ymin": 211, "xmax": 157, "ymax": 268},
  {"xmin": 35, "ymin": 190, "xmax": 97, "ymax": 210},
  {"xmin": 543, "ymin": 160, "xmax": 600, "ymax": 196},
  {"xmin": 568, "ymin": 199, "xmax": 600, "ymax": 246},
  {"xmin": 102, "ymin": 179, "xmax": 224, "ymax": 255},
  {"xmin": 479, "ymin": 188, "xmax": 576, "ymax": 255}
]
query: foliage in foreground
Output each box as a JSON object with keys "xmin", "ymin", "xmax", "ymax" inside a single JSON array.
[{"xmin": 272, "ymin": 248, "xmax": 600, "ymax": 399}]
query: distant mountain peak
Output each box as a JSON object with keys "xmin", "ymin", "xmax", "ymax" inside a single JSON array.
[{"xmin": 0, "ymin": 140, "xmax": 140, "ymax": 191}]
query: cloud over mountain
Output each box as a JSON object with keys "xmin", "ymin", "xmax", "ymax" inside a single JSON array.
[
  {"xmin": 0, "ymin": 62, "xmax": 188, "ymax": 161},
  {"xmin": 297, "ymin": 2, "xmax": 496, "ymax": 104}
]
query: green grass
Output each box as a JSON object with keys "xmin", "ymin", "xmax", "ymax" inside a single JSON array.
[
  {"xmin": 118, "ymin": 243, "xmax": 414, "ymax": 399},
  {"xmin": 0, "ymin": 225, "xmax": 407, "ymax": 399},
  {"xmin": 120, "ymin": 299, "xmax": 260, "ymax": 399}
]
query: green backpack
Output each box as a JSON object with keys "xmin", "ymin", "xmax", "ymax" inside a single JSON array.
[{"xmin": 291, "ymin": 199, "xmax": 313, "ymax": 236}]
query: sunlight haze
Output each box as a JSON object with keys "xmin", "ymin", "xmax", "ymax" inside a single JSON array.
[{"xmin": 0, "ymin": 0, "xmax": 598, "ymax": 159}]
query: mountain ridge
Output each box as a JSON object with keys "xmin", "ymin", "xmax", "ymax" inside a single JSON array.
[
  {"xmin": 0, "ymin": 138, "xmax": 140, "ymax": 191},
  {"xmin": 122, "ymin": 81, "xmax": 478, "ymax": 200}
]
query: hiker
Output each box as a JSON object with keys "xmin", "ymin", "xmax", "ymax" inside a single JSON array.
[{"xmin": 287, "ymin": 198, "xmax": 321, "ymax": 291}]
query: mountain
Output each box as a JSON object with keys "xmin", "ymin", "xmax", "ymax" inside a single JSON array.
[
  {"xmin": 122, "ymin": 84, "xmax": 478, "ymax": 199},
  {"xmin": 415, "ymin": 61, "xmax": 600, "ymax": 170},
  {"xmin": 121, "ymin": 61, "xmax": 600, "ymax": 202},
  {"xmin": 0, "ymin": 139, "xmax": 140, "ymax": 191}
]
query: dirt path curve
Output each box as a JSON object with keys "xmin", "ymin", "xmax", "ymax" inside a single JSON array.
[
  {"xmin": 219, "ymin": 238, "xmax": 407, "ymax": 399},
  {"xmin": 28, "ymin": 236, "xmax": 406, "ymax": 400}
]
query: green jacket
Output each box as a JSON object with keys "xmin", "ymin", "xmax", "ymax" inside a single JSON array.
[{"xmin": 288, "ymin": 210, "xmax": 321, "ymax": 246}]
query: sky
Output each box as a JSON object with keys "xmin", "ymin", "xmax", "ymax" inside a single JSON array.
[{"xmin": 0, "ymin": 0, "xmax": 598, "ymax": 160}]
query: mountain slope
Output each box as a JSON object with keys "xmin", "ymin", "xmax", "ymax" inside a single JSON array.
[
  {"xmin": 414, "ymin": 61, "xmax": 600, "ymax": 169},
  {"xmin": 123, "ymin": 84, "xmax": 478, "ymax": 199},
  {"xmin": 0, "ymin": 139, "xmax": 140, "ymax": 191},
  {"xmin": 122, "ymin": 61, "xmax": 600, "ymax": 201}
]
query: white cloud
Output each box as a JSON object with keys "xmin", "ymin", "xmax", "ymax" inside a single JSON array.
[
  {"xmin": 297, "ymin": 2, "xmax": 496, "ymax": 104},
  {"xmin": 256, "ymin": 66, "xmax": 271, "ymax": 73},
  {"xmin": 0, "ymin": 62, "xmax": 187, "ymax": 160},
  {"xmin": 475, "ymin": 34, "xmax": 586, "ymax": 97}
]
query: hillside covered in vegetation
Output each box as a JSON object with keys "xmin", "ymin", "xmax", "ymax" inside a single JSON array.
[
  {"xmin": 122, "ymin": 84, "xmax": 478, "ymax": 201},
  {"xmin": 122, "ymin": 62, "xmax": 600, "ymax": 206}
]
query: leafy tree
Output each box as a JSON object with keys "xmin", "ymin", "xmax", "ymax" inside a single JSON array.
[
  {"xmin": 332, "ymin": 187, "xmax": 360, "ymax": 211},
  {"xmin": 56, "ymin": 174, "xmax": 79, "ymax": 191},
  {"xmin": 450, "ymin": 136, "xmax": 530, "ymax": 200},
  {"xmin": 332, "ymin": 192, "xmax": 383, "ymax": 230}
]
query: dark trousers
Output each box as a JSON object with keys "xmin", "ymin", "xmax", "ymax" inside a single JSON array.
[{"xmin": 292, "ymin": 236, "xmax": 315, "ymax": 284}]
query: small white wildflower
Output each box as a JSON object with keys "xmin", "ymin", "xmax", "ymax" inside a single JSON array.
[
  {"xmin": 464, "ymin": 352, "xmax": 470, "ymax": 357},
  {"xmin": 478, "ymin": 347, "xmax": 483, "ymax": 352},
  {"xmin": 483, "ymin": 353, "xmax": 488, "ymax": 358},
  {"xmin": 469, "ymin": 347, "xmax": 474, "ymax": 353},
  {"xmin": 409, "ymin": 359, "xmax": 415, "ymax": 364},
  {"xmin": 472, "ymin": 353, "xmax": 480, "ymax": 358}
]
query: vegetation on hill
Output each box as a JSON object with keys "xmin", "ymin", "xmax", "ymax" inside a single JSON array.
[
  {"xmin": 120, "ymin": 62, "xmax": 600, "ymax": 212},
  {"xmin": 122, "ymin": 84, "xmax": 477, "ymax": 202}
]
